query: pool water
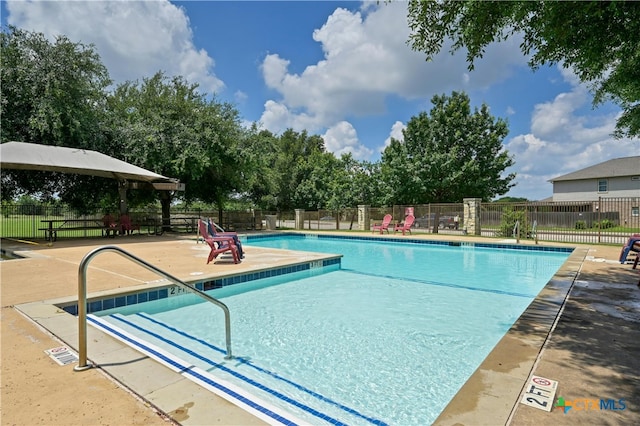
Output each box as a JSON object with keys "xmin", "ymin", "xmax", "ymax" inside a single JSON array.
[{"xmin": 95, "ymin": 235, "xmax": 570, "ymax": 425}]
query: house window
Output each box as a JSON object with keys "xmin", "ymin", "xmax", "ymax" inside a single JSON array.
[
  {"xmin": 597, "ymin": 179, "xmax": 608, "ymax": 193},
  {"xmin": 633, "ymin": 207, "xmax": 639, "ymax": 217}
]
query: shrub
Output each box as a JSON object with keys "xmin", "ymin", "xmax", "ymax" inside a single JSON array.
[
  {"xmin": 595, "ymin": 219, "xmax": 614, "ymax": 229},
  {"xmin": 575, "ymin": 220, "xmax": 587, "ymax": 230},
  {"xmin": 497, "ymin": 207, "xmax": 531, "ymax": 238}
]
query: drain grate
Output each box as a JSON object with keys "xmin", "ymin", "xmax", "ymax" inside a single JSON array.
[{"xmin": 45, "ymin": 346, "xmax": 78, "ymax": 366}]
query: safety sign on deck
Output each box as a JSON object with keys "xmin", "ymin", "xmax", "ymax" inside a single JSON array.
[
  {"xmin": 519, "ymin": 375, "xmax": 558, "ymax": 412},
  {"xmin": 45, "ymin": 346, "xmax": 78, "ymax": 366}
]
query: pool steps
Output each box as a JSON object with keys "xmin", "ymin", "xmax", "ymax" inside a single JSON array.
[
  {"xmin": 88, "ymin": 314, "xmax": 306, "ymax": 426},
  {"xmin": 89, "ymin": 312, "xmax": 388, "ymax": 426}
]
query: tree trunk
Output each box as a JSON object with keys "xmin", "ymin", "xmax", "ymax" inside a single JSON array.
[
  {"xmin": 160, "ymin": 191, "xmax": 172, "ymax": 232},
  {"xmin": 432, "ymin": 211, "xmax": 440, "ymax": 234}
]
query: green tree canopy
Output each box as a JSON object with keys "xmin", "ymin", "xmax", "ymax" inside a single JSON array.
[
  {"xmin": 1, "ymin": 26, "xmax": 114, "ymax": 210},
  {"xmin": 240, "ymin": 126, "xmax": 279, "ymax": 209},
  {"xmin": 407, "ymin": 0, "xmax": 640, "ymax": 139},
  {"xmin": 380, "ymin": 91, "xmax": 515, "ymax": 203},
  {"xmin": 272, "ymin": 129, "xmax": 326, "ymax": 211},
  {"xmin": 107, "ymin": 71, "xmax": 246, "ymax": 219}
]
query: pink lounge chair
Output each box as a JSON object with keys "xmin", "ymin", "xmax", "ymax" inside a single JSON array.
[
  {"xmin": 372, "ymin": 214, "xmax": 393, "ymax": 234},
  {"xmin": 394, "ymin": 214, "xmax": 415, "ymax": 236},
  {"xmin": 197, "ymin": 220, "xmax": 240, "ymax": 264},
  {"xmin": 207, "ymin": 218, "xmax": 244, "ymax": 259}
]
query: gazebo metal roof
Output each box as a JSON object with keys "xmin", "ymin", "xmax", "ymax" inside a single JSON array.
[{"xmin": 0, "ymin": 141, "xmax": 183, "ymax": 190}]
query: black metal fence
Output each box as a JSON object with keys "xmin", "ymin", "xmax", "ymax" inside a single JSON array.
[{"xmin": 1, "ymin": 197, "xmax": 638, "ymax": 245}]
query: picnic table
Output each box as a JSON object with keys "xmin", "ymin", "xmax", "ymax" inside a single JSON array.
[
  {"xmin": 40, "ymin": 219, "xmax": 116, "ymax": 242},
  {"xmin": 169, "ymin": 216, "xmax": 200, "ymax": 233},
  {"xmin": 134, "ymin": 216, "xmax": 199, "ymax": 234}
]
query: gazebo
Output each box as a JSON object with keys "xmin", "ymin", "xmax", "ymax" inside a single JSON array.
[{"xmin": 0, "ymin": 141, "xmax": 184, "ymax": 215}]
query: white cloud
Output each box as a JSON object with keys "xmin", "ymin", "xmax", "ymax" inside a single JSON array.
[
  {"xmin": 530, "ymin": 89, "xmax": 588, "ymax": 137},
  {"xmin": 382, "ymin": 121, "xmax": 406, "ymax": 151},
  {"xmin": 322, "ymin": 121, "xmax": 373, "ymax": 159},
  {"xmin": 258, "ymin": 2, "xmax": 527, "ymax": 155},
  {"xmin": 234, "ymin": 90, "xmax": 248, "ymax": 104},
  {"xmin": 504, "ymin": 65, "xmax": 638, "ymax": 200},
  {"xmin": 259, "ymin": 100, "xmax": 319, "ymax": 135},
  {"xmin": 6, "ymin": 0, "xmax": 224, "ymax": 93}
]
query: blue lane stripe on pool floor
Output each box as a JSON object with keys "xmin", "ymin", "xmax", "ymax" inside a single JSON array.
[
  {"xmin": 340, "ymin": 268, "xmax": 537, "ymax": 298},
  {"xmin": 104, "ymin": 313, "xmax": 388, "ymax": 426},
  {"xmin": 131, "ymin": 312, "xmax": 389, "ymax": 426},
  {"xmin": 87, "ymin": 315, "xmax": 298, "ymax": 426}
]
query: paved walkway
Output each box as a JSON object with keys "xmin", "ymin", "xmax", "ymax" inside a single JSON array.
[{"xmin": 1, "ymin": 232, "xmax": 639, "ymax": 425}]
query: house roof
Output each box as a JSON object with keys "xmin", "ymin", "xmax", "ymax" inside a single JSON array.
[
  {"xmin": 0, "ymin": 141, "xmax": 182, "ymax": 189},
  {"xmin": 549, "ymin": 156, "xmax": 640, "ymax": 182}
]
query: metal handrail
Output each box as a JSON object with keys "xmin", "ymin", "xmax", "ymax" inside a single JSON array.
[{"xmin": 74, "ymin": 245, "xmax": 232, "ymax": 371}]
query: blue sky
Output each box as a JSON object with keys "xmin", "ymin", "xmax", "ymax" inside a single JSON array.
[{"xmin": 3, "ymin": 0, "xmax": 638, "ymax": 201}]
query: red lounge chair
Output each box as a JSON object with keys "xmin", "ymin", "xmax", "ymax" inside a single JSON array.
[
  {"xmin": 102, "ymin": 213, "xmax": 117, "ymax": 238},
  {"xmin": 197, "ymin": 220, "xmax": 240, "ymax": 264},
  {"xmin": 207, "ymin": 219, "xmax": 244, "ymax": 259},
  {"xmin": 394, "ymin": 214, "xmax": 415, "ymax": 236},
  {"xmin": 372, "ymin": 214, "xmax": 393, "ymax": 234},
  {"xmin": 119, "ymin": 214, "xmax": 140, "ymax": 235}
]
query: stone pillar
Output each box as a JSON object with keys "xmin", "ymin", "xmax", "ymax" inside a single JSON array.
[
  {"xmin": 295, "ymin": 209, "xmax": 305, "ymax": 230},
  {"xmin": 463, "ymin": 198, "xmax": 482, "ymax": 236},
  {"xmin": 358, "ymin": 205, "xmax": 370, "ymax": 231}
]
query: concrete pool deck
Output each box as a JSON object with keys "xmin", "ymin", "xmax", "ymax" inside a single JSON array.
[{"xmin": 1, "ymin": 231, "xmax": 639, "ymax": 425}]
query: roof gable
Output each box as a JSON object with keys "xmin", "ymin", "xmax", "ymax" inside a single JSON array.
[{"xmin": 550, "ymin": 156, "xmax": 640, "ymax": 182}]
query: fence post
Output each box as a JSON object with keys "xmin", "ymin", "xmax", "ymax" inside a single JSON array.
[
  {"xmin": 295, "ymin": 209, "xmax": 305, "ymax": 230},
  {"xmin": 597, "ymin": 197, "xmax": 601, "ymax": 243},
  {"xmin": 358, "ymin": 205, "xmax": 370, "ymax": 231},
  {"xmin": 463, "ymin": 198, "xmax": 482, "ymax": 236}
]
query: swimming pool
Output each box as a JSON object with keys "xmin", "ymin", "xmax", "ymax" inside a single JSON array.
[{"xmin": 92, "ymin": 234, "xmax": 571, "ymax": 425}]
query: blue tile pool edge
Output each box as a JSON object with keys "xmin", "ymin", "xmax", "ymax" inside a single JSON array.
[
  {"xmin": 57, "ymin": 257, "xmax": 341, "ymax": 315},
  {"xmin": 247, "ymin": 232, "xmax": 575, "ymax": 253}
]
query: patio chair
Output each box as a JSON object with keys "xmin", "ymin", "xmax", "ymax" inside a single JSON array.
[
  {"xmin": 197, "ymin": 220, "xmax": 240, "ymax": 264},
  {"xmin": 102, "ymin": 213, "xmax": 117, "ymax": 238},
  {"xmin": 372, "ymin": 214, "xmax": 393, "ymax": 234},
  {"xmin": 206, "ymin": 218, "xmax": 245, "ymax": 259},
  {"xmin": 619, "ymin": 234, "xmax": 640, "ymax": 265},
  {"xmin": 393, "ymin": 214, "xmax": 415, "ymax": 236},
  {"xmin": 119, "ymin": 214, "xmax": 140, "ymax": 235}
]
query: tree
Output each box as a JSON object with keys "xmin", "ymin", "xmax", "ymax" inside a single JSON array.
[
  {"xmin": 107, "ymin": 72, "xmax": 246, "ymax": 224},
  {"xmin": 1, "ymin": 26, "xmax": 111, "ymax": 147},
  {"xmin": 325, "ymin": 154, "xmax": 383, "ymax": 229},
  {"xmin": 240, "ymin": 126, "xmax": 279, "ymax": 209},
  {"xmin": 406, "ymin": 1, "xmax": 640, "ymax": 139},
  {"xmin": 272, "ymin": 129, "xmax": 326, "ymax": 211},
  {"xmin": 380, "ymin": 91, "xmax": 515, "ymax": 204},
  {"xmin": 495, "ymin": 196, "xmax": 529, "ymax": 203},
  {"xmin": 1, "ymin": 26, "xmax": 114, "ymax": 208},
  {"xmin": 292, "ymin": 150, "xmax": 339, "ymax": 210},
  {"xmin": 327, "ymin": 154, "xmax": 383, "ymax": 210}
]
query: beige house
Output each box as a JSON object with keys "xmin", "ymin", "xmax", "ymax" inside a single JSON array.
[
  {"xmin": 549, "ymin": 156, "xmax": 640, "ymax": 226},
  {"xmin": 550, "ymin": 156, "xmax": 640, "ymax": 202}
]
